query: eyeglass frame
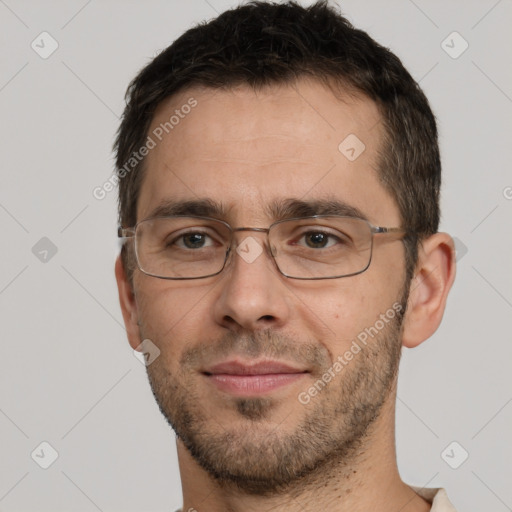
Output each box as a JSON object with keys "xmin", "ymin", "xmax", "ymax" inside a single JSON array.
[{"xmin": 118, "ymin": 214, "xmax": 408, "ymax": 281}]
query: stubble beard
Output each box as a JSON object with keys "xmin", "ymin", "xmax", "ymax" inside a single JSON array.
[{"xmin": 143, "ymin": 294, "xmax": 407, "ymax": 496}]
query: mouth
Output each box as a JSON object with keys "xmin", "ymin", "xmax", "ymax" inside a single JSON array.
[{"xmin": 202, "ymin": 360, "xmax": 309, "ymax": 396}]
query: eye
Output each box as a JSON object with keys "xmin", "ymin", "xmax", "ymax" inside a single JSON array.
[
  {"xmin": 301, "ymin": 231, "xmax": 338, "ymax": 249},
  {"xmin": 173, "ymin": 232, "xmax": 215, "ymax": 249}
]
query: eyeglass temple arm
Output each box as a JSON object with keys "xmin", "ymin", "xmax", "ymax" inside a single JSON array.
[
  {"xmin": 372, "ymin": 226, "xmax": 407, "ymax": 234},
  {"xmin": 118, "ymin": 227, "xmax": 135, "ymax": 238}
]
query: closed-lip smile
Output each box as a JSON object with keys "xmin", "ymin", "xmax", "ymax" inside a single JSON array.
[{"xmin": 203, "ymin": 359, "xmax": 308, "ymax": 396}]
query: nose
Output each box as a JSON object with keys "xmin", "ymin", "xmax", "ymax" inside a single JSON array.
[{"xmin": 213, "ymin": 232, "xmax": 291, "ymax": 331}]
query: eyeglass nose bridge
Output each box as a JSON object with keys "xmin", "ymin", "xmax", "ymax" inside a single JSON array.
[{"xmin": 227, "ymin": 226, "xmax": 279, "ymax": 264}]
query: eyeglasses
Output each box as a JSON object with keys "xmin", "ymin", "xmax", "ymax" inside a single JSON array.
[{"xmin": 118, "ymin": 215, "xmax": 406, "ymax": 280}]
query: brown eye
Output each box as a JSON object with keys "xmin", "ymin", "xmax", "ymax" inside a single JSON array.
[
  {"xmin": 305, "ymin": 232, "xmax": 329, "ymax": 248},
  {"xmin": 182, "ymin": 233, "xmax": 208, "ymax": 248},
  {"xmin": 169, "ymin": 232, "xmax": 215, "ymax": 249}
]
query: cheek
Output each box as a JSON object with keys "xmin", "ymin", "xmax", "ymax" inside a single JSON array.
[
  {"xmin": 288, "ymin": 268, "xmax": 404, "ymax": 357},
  {"xmin": 367, "ymin": 242, "xmax": 408, "ymax": 299},
  {"xmin": 348, "ymin": 246, "xmax": 407, "ymax": 332},
  {"xmin": 284, "ymin": 281, "xmax": 370, "ymax": 352},
  {"xmin": 134, "ymin": 278, "xmax": 216, "ymax": 351}
]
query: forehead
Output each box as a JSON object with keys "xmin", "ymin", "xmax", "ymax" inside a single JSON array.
[{"xmin": 137, "ymin": 79, "xmax": 399, "ymax": 226}]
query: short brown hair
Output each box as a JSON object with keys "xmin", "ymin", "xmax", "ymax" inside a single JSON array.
[{"xmin": 114, "ymin": 0, "xmax": 441, "ymax": 281}]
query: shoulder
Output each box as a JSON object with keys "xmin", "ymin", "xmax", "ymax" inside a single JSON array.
[{"xmin": 409, "ymin": 486, "xmax": 458, "ymax": 512}]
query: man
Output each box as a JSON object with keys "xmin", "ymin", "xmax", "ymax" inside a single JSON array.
[{"xmin": 114, "ymin": 1, "xmax": 457, "ymax": 510}]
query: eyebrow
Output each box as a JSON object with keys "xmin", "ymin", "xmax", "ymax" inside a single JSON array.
[
  {"xmin": 143, "ymin": 197, "xmax": 368, "ymax": 223},
  {"xmin": 266, "ymin": 198, "xmax": 368, "ymax": 221},
  {"xmin": 145, "ymin": 199, "xmax": 229, "ymax": 220}
]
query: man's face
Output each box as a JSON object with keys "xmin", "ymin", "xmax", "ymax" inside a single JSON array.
[{"xmin": 130, "ymin": 80, "xmax": 409, "ymax": 493}]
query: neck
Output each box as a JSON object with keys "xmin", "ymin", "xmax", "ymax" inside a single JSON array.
[{"xmin": 176, "ymin": 392, "xmax": 431, "ymax": 512}]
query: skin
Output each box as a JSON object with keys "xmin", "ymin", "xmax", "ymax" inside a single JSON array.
[{"xmin": 115, "ymin": 79, "xmax": 456, "ymax": 511}]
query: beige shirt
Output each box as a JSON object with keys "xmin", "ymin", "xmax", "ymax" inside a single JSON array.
[
  {"xmin": 174, "ymin": 487, "xmax": 457, "ymax": 511},
  {"xmin": 411, "ymin": 486, "xmax": 458, "ymax": 511}
]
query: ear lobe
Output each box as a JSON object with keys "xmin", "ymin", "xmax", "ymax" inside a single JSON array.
[
  {"xmin": 401, "ymin": 233, "xmax": 456, "ymax": 349},
  {"xmin": 115, "ymin": 255, "xmax": 142, "ymax": 350}
]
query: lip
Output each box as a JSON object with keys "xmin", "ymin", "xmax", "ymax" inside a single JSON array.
[
  {"xmin": 203, "ymin": 359, "xmax": 308, "ymax": 396},
  {"xmin": 205, "ymin": 360, "xmax": 306, "ymax": 375}
]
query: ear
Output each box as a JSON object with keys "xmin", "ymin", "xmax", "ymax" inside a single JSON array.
[
  {"xmin": 115, "ymin": 255, "xmax": 142, "ymax": 350},
  {"xmin": 401, "ymin": 233, "xmax": 456, "ymax": 348}
]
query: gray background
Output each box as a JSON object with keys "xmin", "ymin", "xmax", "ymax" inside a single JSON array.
[{"xmin": 1, "ymin": 0, "xmax": 511, "ymax": 510}]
